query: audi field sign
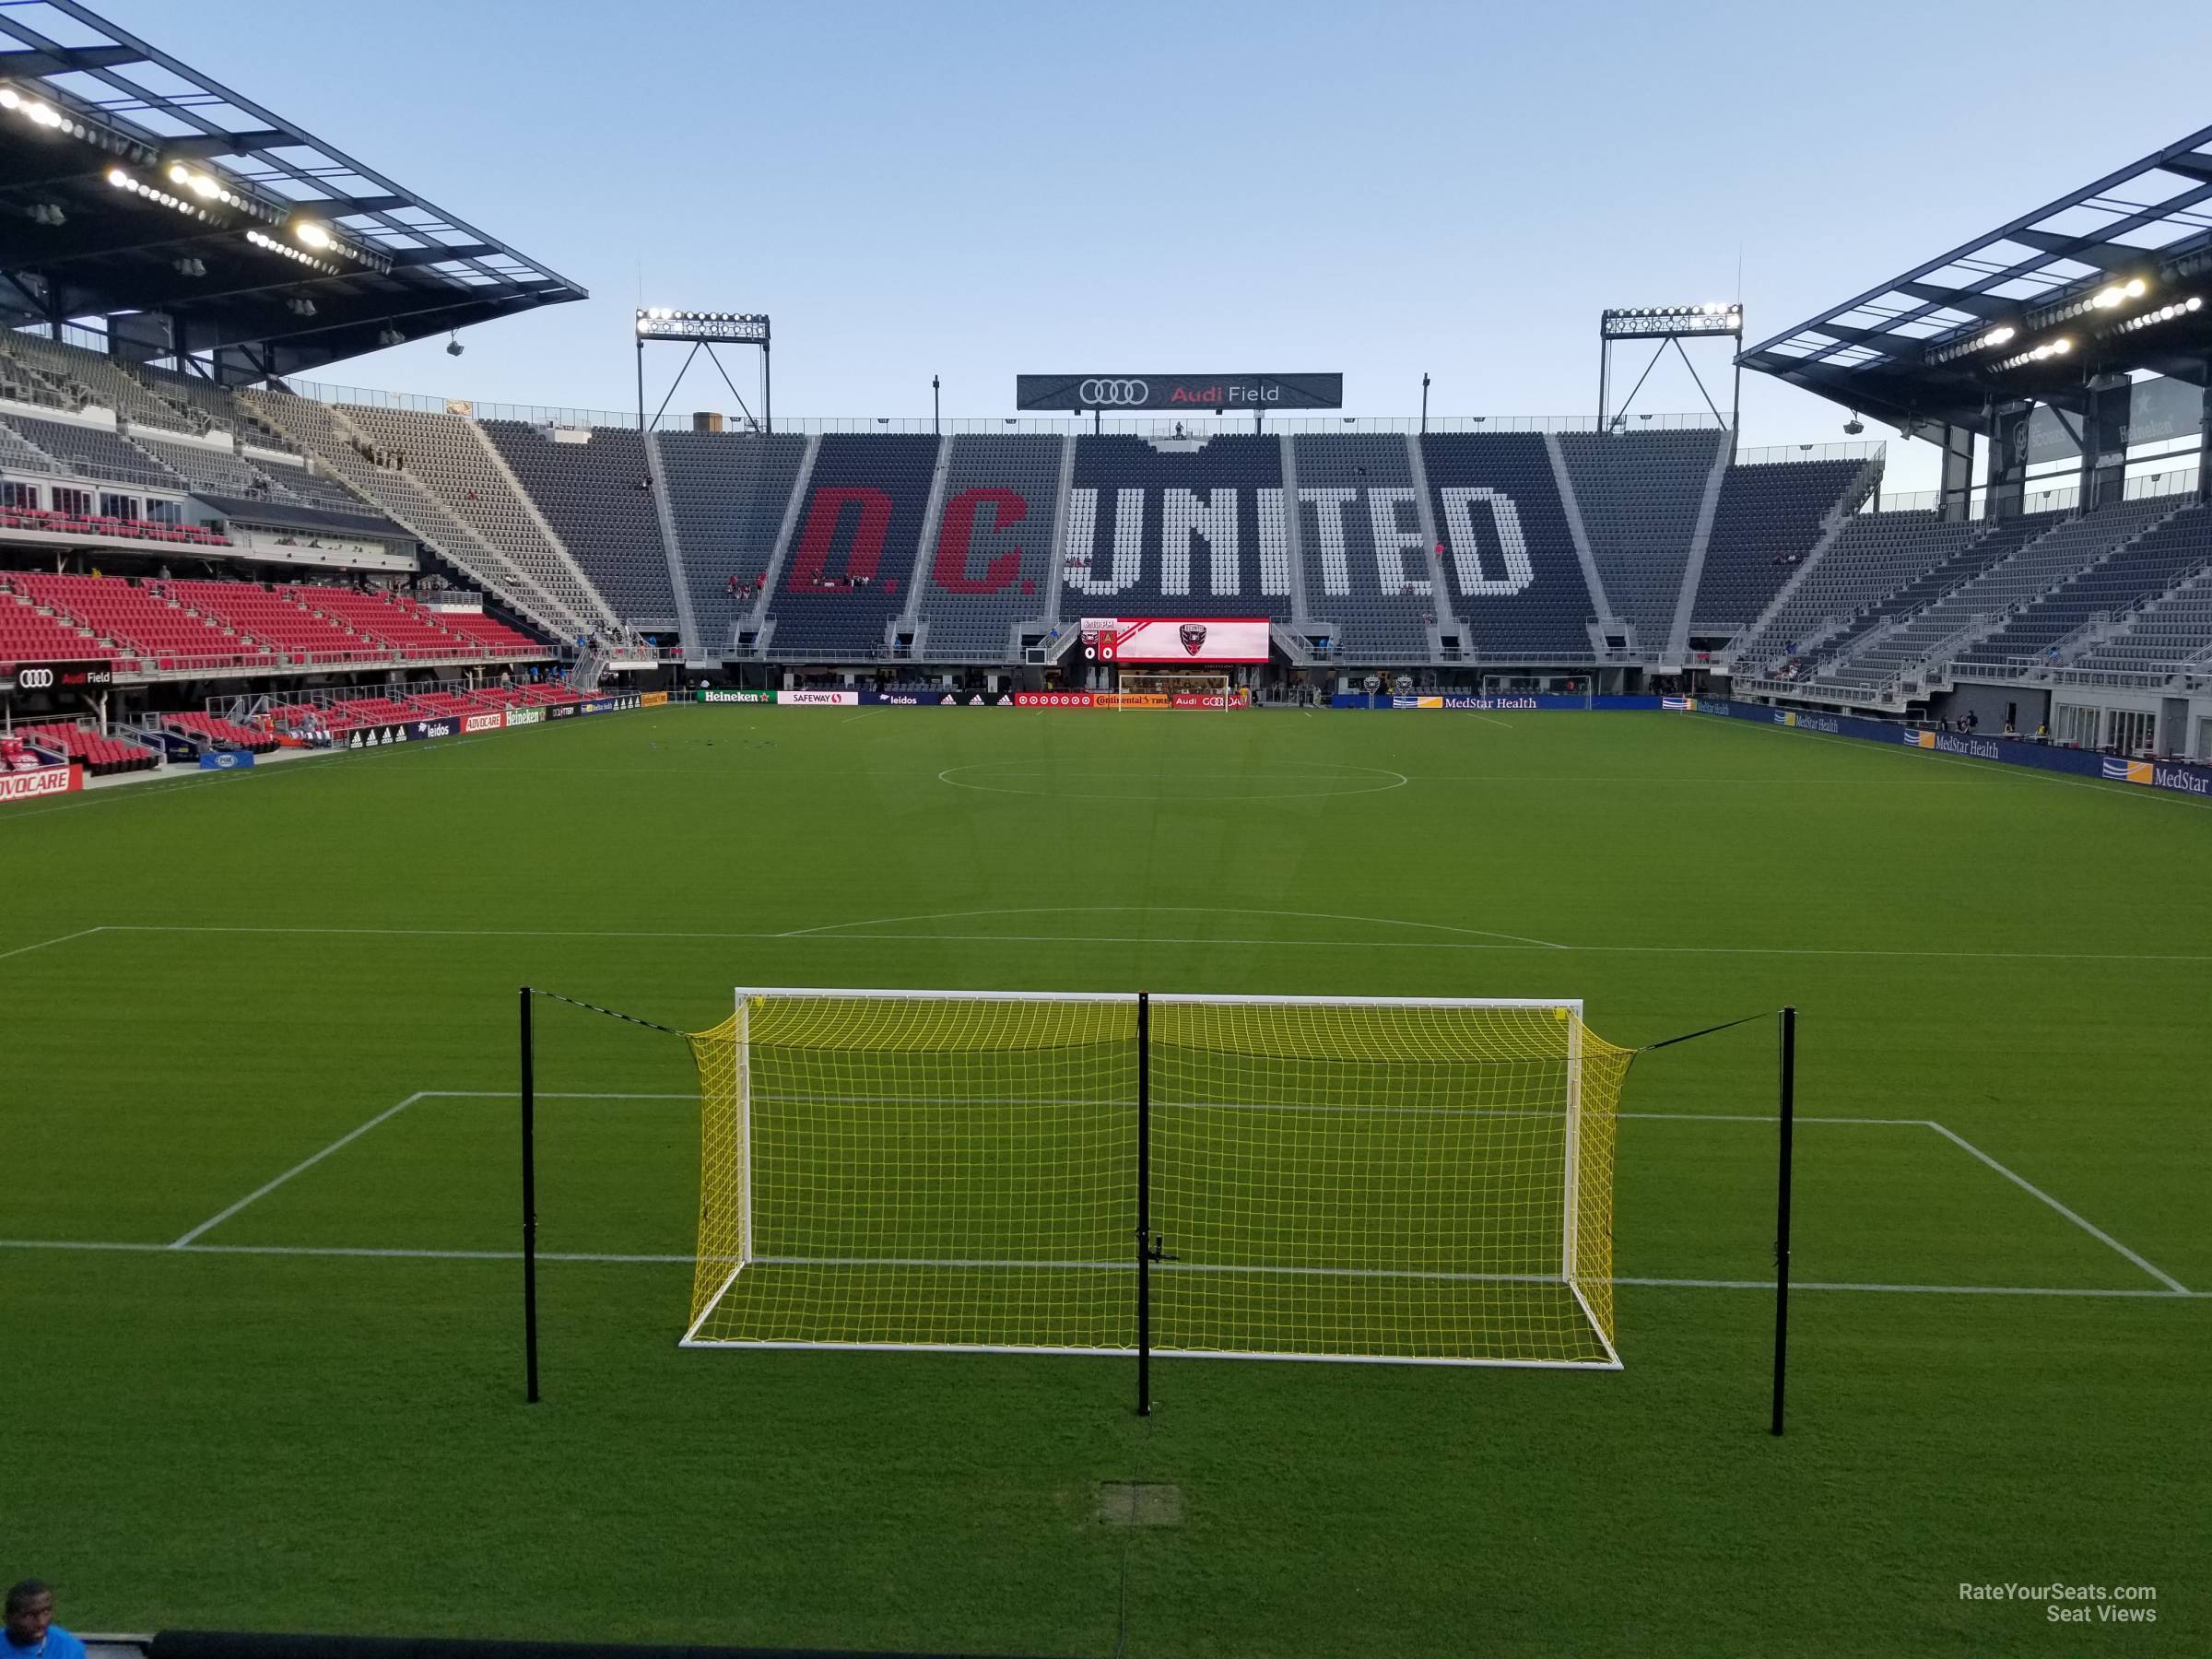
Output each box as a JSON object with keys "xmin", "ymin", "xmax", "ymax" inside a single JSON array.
[{"xmin": 1017, "ymin": 373, "xmax": 1342, "ymax": 412}]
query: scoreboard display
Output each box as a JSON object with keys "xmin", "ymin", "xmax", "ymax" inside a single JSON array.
[{"xmin": 1079, "ymin": 617, "xmax": 1271, "ymax": 664}]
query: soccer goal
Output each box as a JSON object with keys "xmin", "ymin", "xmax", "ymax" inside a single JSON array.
[
  {"xmin": 1115, "ymin": 670, "xmax": 1237, "ymax": 709},
  {"xmin": 682, "ymin": 990, "xmax": 1628, "ymax": 1372}
]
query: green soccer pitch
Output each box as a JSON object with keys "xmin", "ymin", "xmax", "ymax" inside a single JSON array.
[{"xmin": 2, "ymin": 703, "xmax": 2205, "ymax": 1656}]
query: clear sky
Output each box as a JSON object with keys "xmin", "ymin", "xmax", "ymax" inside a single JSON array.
[{"xmin": 94, "ymin": 0, "xmax": 2212, "ymax": 492}]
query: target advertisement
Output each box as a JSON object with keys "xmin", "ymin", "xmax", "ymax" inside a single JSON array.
[{"xmin": 1079, "ymin": 617, "xmax": 1270, "ymax": 664}]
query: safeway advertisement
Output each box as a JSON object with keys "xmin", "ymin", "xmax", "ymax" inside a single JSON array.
[{"xmin": 0, "ymin": 763, "xmax": 82, "ymax": 805}]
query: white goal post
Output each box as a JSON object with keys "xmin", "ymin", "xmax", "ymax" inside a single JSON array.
[
  {"xmin": 1113, "ymin": 670, "xmax": 1238, "ymax": 708},
  {"xmin": 682, "ymin": 989, "xmax": 1627, "ymax": 1371}
]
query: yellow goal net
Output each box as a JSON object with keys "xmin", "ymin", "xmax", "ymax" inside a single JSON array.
[{"xmin": 684, "ymin": 991, "xmax": 1628, "ymax": 1369}]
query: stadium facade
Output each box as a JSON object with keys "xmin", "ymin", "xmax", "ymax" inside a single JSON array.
[{"xmin": 3, "ymin": 6, "xmax": 2211, "ymax": 763}]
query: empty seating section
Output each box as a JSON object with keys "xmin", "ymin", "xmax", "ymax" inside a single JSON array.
[
  {"xmin": 408, "ymin": 690, "xmax": 499, "ymax": 718},
  {"xmin": 483, "ymin": 683, "xmax": 582, "ymax": 707},
  {"xmin": 915, "ymin": 436, "xmax": 1061, "ymax": 661},
  {"xmin": 2, "ymin": 414, "xmax": 181, "ymax": 490},
  {"xmin": 0, "ymin": 498, "xmax": 229, "ymax": 547},
  {"xmin": 0, "ymin": 333, "xmax": 206, "ymax": 434},
  {"xmin": 135, "ymin": 363, "xmax": 255, "ymax": 436},
  {"xmin": 1959, "ymin": 502, "xmax": 2212, "ymax": 670},
  {"xmin": 768, "ymin": 434, "xmax": 940, "ymax": 660},
  {"xmin": 2070, "ymin": 514, "xmax": 2212, "ymax": 674},
  {"xmin": 129, "ymin": 435, "xmax": 279, "ymax": 499},
  {"xmin": 267, "ymin": 700, "xmax": 353, "ymax": 736},
  {"xmin": 480, "ymin": 421, "xmax": 675, "ymax": 623},
  {"xmin": 241, "ymin": 390, "xmax": 582, "ymax": 638},
  {"xmin": 430, "ymin": 607, "xmax": 543, "ymax": 654},
  {"xmin": 277, "ymin": 587, "xmax": 466, "ymax": 658},
  {"xmin": 0, "ymin": 346, "xmax": 72, "ymax": 414},
  {"xmin": 1418, "ymin": 434, "xmax": 1595, "ymax": 656},
  {"xmin": 334, "ymin": 695, "xmax": 419, "ymax": 725},
  {"xmin": 12, "ymin": 572, "xmax": 272, "ymax": 668},
  {"xmin": 261, "ymin": 464, "xmax": 384, "ymax": 519},
  {"xmin": 0, "ymin": 419, "xmax": 57, "ymax": 472},
  {"xmin": 1062, "ymin": 437, "xmax": 1288, "ymax": 625},
  {"xmin": 279, "ymin": 586, "xmax": 452, "ymax": 656},
  {"xmin": 164, "ymin": 712, "xmax": 275, "ymax": 752},
  {"xmin": 0, "ymin": 585, "xmax": 115, "ymax": 662},
  {"xmin": 1693, "ymin": 459, "xmax": 1863, "ymax": 634},
  {"xmin": 155, "ymin": 580, "xmax": 381, "ymax": 663},
  {"xmin": 1735, "ymin": 512, "xmax": 1978, "ymax": 668},
  {"xmin": 338, "ymin": 405, "xmax": 614, "ymax": 631},
  {"xmin": 654, "ymin": 430, "xmax": 809, "ymax": 650},
  {"xmin": 1813, "ymin": 510, "xmax": 2088, "ymax": 688},
  {"xmin": 1558, "ymin": 429, "xmax": 1723, "ymax": 643},
  {"xmin": 1292, "ymin": 434, "xmax": 1431, "ymax": 661},
  {"xmin": 16, "ymin": 722, "xmax": 157, "ymax": 774},
  {"xmin": 1799, "ymin": 513, "xmax": 2053, "ymax": 675}
]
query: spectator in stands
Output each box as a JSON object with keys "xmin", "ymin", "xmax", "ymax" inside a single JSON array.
[{"xmin": 5, "ymin": 1581, "xmax": 85, "ymax": 1659}]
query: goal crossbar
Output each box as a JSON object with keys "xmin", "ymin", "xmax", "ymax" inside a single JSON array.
[{"xmin": 683, "ymin": 987, "xmax": 1627, "ymax": 1371}]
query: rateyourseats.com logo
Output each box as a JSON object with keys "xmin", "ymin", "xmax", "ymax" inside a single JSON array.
[{"xmin": 1959, "ymin": 1583, "xmax": 2156, "ymax": 1626}]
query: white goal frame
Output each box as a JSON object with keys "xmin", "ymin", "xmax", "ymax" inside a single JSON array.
[
  {"xmin": 1114, "ymin": 670, "xmax": 1237, "ymax": 709},
  {"xmin": 681, "ymin": 988, "xmax": 1618, "ymax": 1371}
]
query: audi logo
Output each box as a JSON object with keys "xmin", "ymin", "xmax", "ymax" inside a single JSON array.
[
  {"xmin": 1079, "ymin": 379, "xmax": 1149, "ymax": 406},
  {"xmin": 16, "ymin": 666, "xmax": 53, "ymax": 689}
]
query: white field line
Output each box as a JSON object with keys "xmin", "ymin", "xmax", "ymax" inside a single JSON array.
[
  {"xmin": 79, "ymin": 921, "xmax": 2212, "ymax": 965},
  {"xmin": 0, "ymin": 1236, "xmax": 2199, "ymax": 1298},
  {"xmin": 1926, "ymin": 1120, "xmax": 2191, "ymax": 1294},
  {"xmin": 1614, "ymin": 1277, "xmax": 2197, "ymax": 1298},
  {"xmin": 168, "ymin": 1089, "xmax": 694, "ymax": 1248},
  {"xmin": 0, "ymin": 926, "xmax": 105, "ymax": 964},
  {"xmin": 774, "ymin": 904, "xmax": 1570, "ymax": 950},
  {"xmin": 171, "ymin": 1091, "xmax": 432, "ymax": 1246}
]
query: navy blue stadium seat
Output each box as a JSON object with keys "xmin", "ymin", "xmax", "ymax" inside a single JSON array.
[
  {"xmin": 1418, "ymin": 434, "xmax": 1595, "ymax": 656},
  {"xmin": 1063, "ymin": 436, "xmax": 1289, "ymax": 619},
  {"xmin": 766, "ymin": 434, "xmax": 938, "ymax": 660}
]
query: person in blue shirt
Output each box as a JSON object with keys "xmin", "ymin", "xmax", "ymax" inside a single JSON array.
[{"xmin": 5, "ymin": 1582, "xmax": 86, "ymax": 1659}]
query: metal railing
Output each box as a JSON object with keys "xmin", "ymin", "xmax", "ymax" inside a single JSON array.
[
  {"xmin": 1734, "ymin": 441, "xmax": 1885, "ymax": 466},
  {"xmin": 270, "ymin": 378, "xmax": 1730, "ymax": 438},
  {"xmin": 1868, "ymin": 464, "xmax": 2201, "ymax": 521}
]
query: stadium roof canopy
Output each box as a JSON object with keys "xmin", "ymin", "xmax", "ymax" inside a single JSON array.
[
  {"xmin": 1739, "ymin": 123, "xmax": 2212, "ymax": 434},
  {"xmin": 0, "ymin": 0, "xmax": 583, "ymax": 381}
]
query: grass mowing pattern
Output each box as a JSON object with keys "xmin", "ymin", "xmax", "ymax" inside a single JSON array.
[{"xmin": 2, "ymin": 705, "xmax": 2206, "ymax": 1655}]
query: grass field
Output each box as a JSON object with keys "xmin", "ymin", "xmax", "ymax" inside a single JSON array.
[{"xmin": 4, "ymin": 702, "xmax": 2206, "ymax": 1656}]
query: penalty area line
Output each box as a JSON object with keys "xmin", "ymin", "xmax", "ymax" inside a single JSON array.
[
  {"xmin": 0, "ymin": 925, "xmax": 106, "ymax": 964},
  {"xmin": 168, "ymin": 1089, "xmax": 694, "ymax": 1249},
  {"xmin": 170, "ymin": 1091, "xmax": 431, "ymax": 1247},
  {"xmin": 0, "ymin": 1235, "xmax": 2200, "ymax": 1300},
  {"xmin": 1925, "ymin": 1120, "xmax": 2190, "ymax": 1294}
]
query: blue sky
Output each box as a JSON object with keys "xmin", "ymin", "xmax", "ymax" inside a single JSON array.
[{"xmin": 96, "ymin": 0, "xmax": 2212, "ymax": 491}]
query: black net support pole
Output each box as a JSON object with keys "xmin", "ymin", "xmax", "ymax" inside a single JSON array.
[
  {"xmin": 521, "ymin": 985, "xmax": 540, "ymax": 1405},
  {"xmin": 1135, "ymin": 989, "xmax": 1151, "ymax": 1418},
  {"xmin": 1771, "ymin": 1005, "xmax": 1796, "ymax": 1437}
]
